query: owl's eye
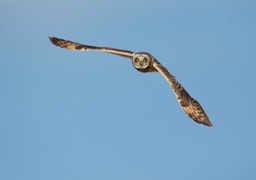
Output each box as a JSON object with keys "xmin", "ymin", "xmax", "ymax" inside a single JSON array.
[
  {"xmin": 134, "ymin": 58, "xmax": 139, "ymax": 63},
  {"xmin": 143, "ymin": 58, "xmax": 148, "ymax": 62}
]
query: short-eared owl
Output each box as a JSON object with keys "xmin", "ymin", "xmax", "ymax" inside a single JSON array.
[{"xmin": 49, "ymin": 36, "xmax": 213, "ymax": 127}]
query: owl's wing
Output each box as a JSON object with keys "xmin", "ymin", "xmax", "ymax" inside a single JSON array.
[
  {"xmin": 153, "ymin": 60, "xmax": 213, "ymax": 126},
  {"xmin": 49, "ymin": 37, "xmax": 134, "ymax": 59}
]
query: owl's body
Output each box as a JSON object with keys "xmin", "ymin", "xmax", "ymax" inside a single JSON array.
[{"xmin": 49, "ymin": 36, "xmax": 213, "ymax": 127}]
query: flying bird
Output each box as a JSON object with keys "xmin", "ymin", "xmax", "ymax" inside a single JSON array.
[{"xmin": 49, "ymin": 36, "xmax": 213, "ymax": 126}]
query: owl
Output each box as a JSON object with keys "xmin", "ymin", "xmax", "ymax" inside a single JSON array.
[{"xmin": 49, "ymin": 36, "xmax": 213, "ymax": 127}]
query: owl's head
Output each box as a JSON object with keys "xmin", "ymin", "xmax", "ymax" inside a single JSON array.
[
  {"xmin": 132, "ymin": 52, "xmax": 157, "ymax": 73},
  {"xmin": 132, "ymin": 53, "xmax": 151, "ymax": 69}
]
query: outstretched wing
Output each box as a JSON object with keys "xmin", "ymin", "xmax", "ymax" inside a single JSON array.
[
  {"xmin": 153, "ymin": 60, "xmax": 213, "ymax": 126},
  {"xmin": 48, "ymin": 36, "xmax": 134, "ymax": 59}
]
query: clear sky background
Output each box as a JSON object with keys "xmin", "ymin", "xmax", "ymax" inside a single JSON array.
[{"xmin": 1, "ymin": 0, "xmax": 256, "ymax": 180}]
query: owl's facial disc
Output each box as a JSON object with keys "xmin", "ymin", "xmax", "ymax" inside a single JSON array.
[{"xmin": 132, "ymin": 53, "xmax": 150, "ymax": 70}]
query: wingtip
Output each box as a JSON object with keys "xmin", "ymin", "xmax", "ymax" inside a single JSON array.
[
  {"xmin": 204, "ymin": 121, "xmax": 214, "ymax": 127},
  {"xmin": 48, "ymin": 36, "xmax": 61, "ymax": 47},
  {"xmin": 48, "ymin": 36, "xmax": 55, "ymax": 44}
]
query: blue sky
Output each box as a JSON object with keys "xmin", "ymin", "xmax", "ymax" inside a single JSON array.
[{"xmin": 1, "ymin": 0, "xmax": 256, "ymax": 179}]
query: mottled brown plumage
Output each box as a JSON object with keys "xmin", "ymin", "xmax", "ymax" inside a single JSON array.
[
  {"xmin": 153, "ymin": 62, "xmax": 212, "ymax": 126},
  {"xmin": 49, "ymin": 36, "xmax": 213, "ymax": 126}
]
